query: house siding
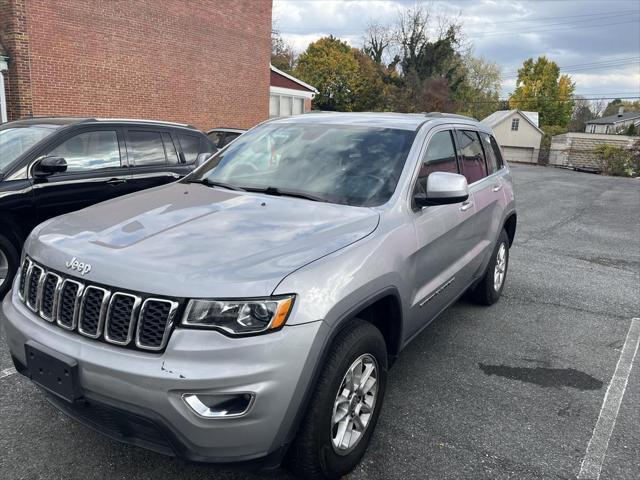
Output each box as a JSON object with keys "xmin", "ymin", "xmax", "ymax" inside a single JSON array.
[
  {"xmin": 0, "ymin": 0, "xmax": 272, "ymax": 129},
  {"xmin": 488, "ymin": 111, "xmax": 542, "ymax": 164}
]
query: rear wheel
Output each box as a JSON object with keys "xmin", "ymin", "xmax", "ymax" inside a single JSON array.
[
  {"xmin": 285, "ymin": 319, "xmax": 387, "ymax": 479},
  {"xmin": 469, "ymin": 228, "xmax": 510, "ymax": 305},
  {"xmin": 0, "ymin": 234, "xmax": 20, "ymax": 299}
]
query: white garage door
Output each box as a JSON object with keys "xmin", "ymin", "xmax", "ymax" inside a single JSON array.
[{"xmin": 502, "ymin": 146, "xmax": 536, "ymax": 164}]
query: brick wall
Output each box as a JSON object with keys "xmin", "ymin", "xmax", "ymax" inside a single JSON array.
[
  {"xmin": 548, "ymin": 133, "xmax": 637, "ymax": 169},
  {"xmin": 3, "ymin": 0, "xmax": 271, "ymax": 128},
  {"xmin": 0, "ymin": 0, "xmax": 34, "ymax": 120}
]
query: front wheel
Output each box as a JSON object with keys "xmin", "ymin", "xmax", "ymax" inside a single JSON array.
[
  {"xmin": 0, "ymin": 234, "xmax": 19, "ymax": 299},
  {"xmin": 285, "ymin": 319, "xmax": 387, "ymax": 479},
  {"xmin": 469, "ymin": 228, "xmax": 510, "ymax": 305}
]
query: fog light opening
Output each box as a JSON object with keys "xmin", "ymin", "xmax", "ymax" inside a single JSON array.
[{"xmin": 182, "ymin": 392, "xmax": 254, "ymax": 418}]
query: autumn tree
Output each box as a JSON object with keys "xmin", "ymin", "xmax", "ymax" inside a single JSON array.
[
  {"xmin": 509, "ymin": 56, "xmax": 575, "ymax": 128},
  {"xmin": 363, "ymin": 22, "xmax": 392, "ymax": 65},
  {"xmin": 271, "ymin": 28, "xmax": 295, "ymax": 72},
  {"xmin": 601, "ymin": 98, "xmax": 640, "ymax": 117},
  {"xmin": 569, "ymin": 96, "xmax": 596, "ymax": 132},
  {"xmin": 455, "ymin": 56, "xmax": 502, "ymax": 120},
  {"xmin": 294, "ymin": 36, "xmax": 359, "ymax": 111}
]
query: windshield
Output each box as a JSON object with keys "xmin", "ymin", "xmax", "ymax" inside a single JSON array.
[
  {"xmin": 190, "ymin": 123, "xmax": 416, "ymax": 207},
  {"xmin": 0, "ymin": 125, "xmax": 60, "ymax": 173}
]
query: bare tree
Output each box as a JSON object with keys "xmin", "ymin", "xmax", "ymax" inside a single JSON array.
[{"xmin": 363, "ymin": 21, "xmax": 392, "ymax": 65}]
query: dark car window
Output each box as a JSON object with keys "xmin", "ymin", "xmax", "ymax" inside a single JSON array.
[
  {"xmin": 207, "ymin": 131, "xmax": 224, "ymax": 149},
  {"xmin": 0, "ymin": 125, "xmax": 60, "ymax": 173},
  {"xmin": 415, "ymin": 130, "xmax": 458, "ymax": 196},
  {"xmin": 455, "ymin": 130, "xmax": 487, "ymax": 184},
  {"xmin": 480, "ymin": 132, "xmax": 499, "ymax": 174},
  {"xmin": 490, "ymin": 135, "xmax": 504, "ymax": 169},
  {"xmin": 48, "ymin": 130, "xmax": 121, "ymax": 173},
  {"xmin": 162, "ymin": 132, "xmax": 179, "ymax": 164},
  {"xmin": 178, "ymin": 133, "xmax": 201, "ymax": 163},
  {"xmin": 222, "ymin": 132, "xmax": 241, "ymax": 147},
  {"xmin": 127, "ymin": 130, "xmax": 167, "ymax": 166}
]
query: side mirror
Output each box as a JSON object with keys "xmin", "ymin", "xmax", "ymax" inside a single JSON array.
[
  {"xmin": 195, "ymin": 152, "xmax": 214, "ymax": 167},
  {"xmin": 415, "ymin": 172, "xmax": 469, "ymax": 207},
  {"xmin": 33, "ymin": 156, "xmax": 68, "ymax": 178}
]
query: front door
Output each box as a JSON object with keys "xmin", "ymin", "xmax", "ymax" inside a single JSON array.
[
  {"xmin": 34, "ymin": 128, "xmax": 131, "ymax": 224},
  {"xmin": 408, "ymin": 128, "xmax": 478, "ymax": 338}
]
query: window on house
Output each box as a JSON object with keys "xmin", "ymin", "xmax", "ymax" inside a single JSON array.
[{"xmin": 511, "ymin": 118, "xmax": 519, "ymax": 131}]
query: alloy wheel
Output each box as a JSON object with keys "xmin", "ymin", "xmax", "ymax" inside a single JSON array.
[
  {"xmin": 0, "ymin": 248, "xmax": 8, "ymax": 288},
  {"xmin": 494, "ymin": 242, "xmax": 507, "ymax": 292},
  {"xmin": 331, "ymin": 353, "xmax": 379, "ymax": 455}
]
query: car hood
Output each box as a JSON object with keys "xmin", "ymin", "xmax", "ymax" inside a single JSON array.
[{"xmin": 26, "ymin": 183, "xmax": 379, "ymax": 298}]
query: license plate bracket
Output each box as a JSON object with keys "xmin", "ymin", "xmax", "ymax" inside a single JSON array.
[{"xmin": 25, "ymin": 341, "xmax": 82, "ymax": 403}]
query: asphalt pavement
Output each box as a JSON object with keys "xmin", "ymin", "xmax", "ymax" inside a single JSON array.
[{"xmin": 1, "ymin": 164, "xmax": 638, "ymax": 479}]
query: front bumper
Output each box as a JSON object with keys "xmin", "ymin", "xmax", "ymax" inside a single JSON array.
[{"xmin": 2, "ymin": 288, "xmax": 325, "ymax": 464}]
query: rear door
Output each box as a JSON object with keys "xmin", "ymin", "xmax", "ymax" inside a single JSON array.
[
  {"xmin": 34, "ymin": 127, "xmax": 130, "ymax": 223},
  {"xmin": 454, "ymin": 129, "xmax": 503, "ymax": 280},
  {"xmin": 408, "ymin": 128, "xmax": 478, "ymax": 337},
  {"xmin": 124, "ymin": 128, "xmax": 187, "ymax": 192}
]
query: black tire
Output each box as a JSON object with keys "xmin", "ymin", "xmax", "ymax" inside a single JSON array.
[
  {"xmin": 285, "ymin": 319, "xmax": 388, "ymax": 479},
  {"xmin": 469, "ymin": 228, "xmax": 510, "ymax": 306},
  {"xmin": 0, "ymin": 234, "xmax": 20, "ymax": 300}
]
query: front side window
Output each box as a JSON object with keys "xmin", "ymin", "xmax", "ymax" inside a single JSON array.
[
  {"xmin": 48, "ymin": 130, "xmax": 121, "ymax": 173},
  {"xmin": 191, "ymin": 123, "xmax": 416, "ymax": 207},
  {"xmin": 0, "ymin": 125, "xmax": 60, "ymax": 173},
  {"xmin": 511, "ymin": 118, "xmax": 519, "ymax": 131},
  {"xmin": 127, "ymin": 130, "xmax": 167, "ymax": 166},
  {"xmin": 208, "ymin": 131, "xmax": 225, "ymax": 148},
  {"xmin": 415, "ymin": 130, "xmax": 458, "ymax": 196},
  {"xmin": 456, "ymin": 130, "xmax": 487, "ymax": 184}
]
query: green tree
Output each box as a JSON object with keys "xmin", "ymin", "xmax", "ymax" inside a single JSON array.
[
  {"xmin": 351, "ymin": 48, "xmax": 388, "ymax": 111},
  {"xmin": 569, "ymin": 96, "xmax": 596, "ymax": 132},
  {"xmin": 294, "ymin": 36, "xmax": 359, "ymax": 111},
  {"xmin": 509, "ymin": 56, "xmax": 575, "ymax": 128},
  {"xmin": 455, "ymin": 56, "xmax": 502, "ymax": 120}
]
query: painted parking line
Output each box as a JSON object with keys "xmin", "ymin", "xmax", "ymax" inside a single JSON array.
[
  {"xmin": 0, "ymin": 367, "xmax": 16, "ymax": 379},
  {"xmin": 578, "ymin": 317, "xmax": 640, "ymax": 480}
]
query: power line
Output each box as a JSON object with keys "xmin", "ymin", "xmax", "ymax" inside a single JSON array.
[
  {"xmin": 503, "ymin": 59, "xmax": 640, "ymax": 79},
  {"xmin": 465, "ymin": 96, "xmax": 640, "ymax": 104},
  {"xmin": 478, "ymin": 17, "xmax": 639, "ymax": 38}
]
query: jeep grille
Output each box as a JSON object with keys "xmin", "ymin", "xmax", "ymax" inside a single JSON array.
[{"xmin": 18, "ymin": 257, "xmax": 180, "ymax": 352}]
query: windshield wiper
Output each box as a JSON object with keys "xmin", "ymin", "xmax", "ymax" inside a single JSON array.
[
  {"xmin": 183, "ymin": 178, "xmax": 245, "ymax": 191},
  {"xmin": 242, "ymin": 186, "xmax": 326, "ymax": 202}
]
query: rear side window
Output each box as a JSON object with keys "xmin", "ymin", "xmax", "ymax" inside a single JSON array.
[
  {"xmin": 48, "ymin": 130, "xmax": 121, "ymax": 173},
  {"xmin": 127, "ymin": 130, "xmax": 167, "ymax": 166},
  {"xmin": 415, "ymin": 130, "xmax": 458, "ymax": 196},
  {"xmin": 490, "ymin": 135, "xmax": 504, "ymax": 169},
  {"xmin": 208, "ymin": 131, "xmax": 224, "ymax": 149},
  {"xmin": 480, "ymin": 132, "xmax": 499, "ymax": 174},
  {"xmin": 178, "ymin": 133, "xmax": 201, "ymax": 163},
  {"xmin": 455, "ymin": 130, "xmax": 487, "ymax": 184},
  {"xmin": 161, "ymin": 132, "xmax": 179, "ymax": 164}
]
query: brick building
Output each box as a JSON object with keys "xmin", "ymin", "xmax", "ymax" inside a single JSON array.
[{"xmin": 0, "ymin": 0, "xmax": 272, "ymax": 129}]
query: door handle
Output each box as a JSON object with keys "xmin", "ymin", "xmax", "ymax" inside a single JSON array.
[
  {"xmin": 106, "ymin": 178, "xmax": 126, "ymax": 185},
  {"xmin": 460, "ymin": 200, "xmax": 473, "ymax": 212},
  {"xmin": 492, "ymin": 184, "xmax": 503, "ymax": 192}
]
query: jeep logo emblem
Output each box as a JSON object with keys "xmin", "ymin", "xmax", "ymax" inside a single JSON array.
[{"xmin": 65, "ymin": 257, "xmax": 92, "ymax": 276}]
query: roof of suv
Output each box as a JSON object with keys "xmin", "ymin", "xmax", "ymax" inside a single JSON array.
[
  {"xmin": 267, "ymin": 112, "xmax": 480, "ymax": 131},
  {"xmin": 5, "ymin": 116, "xmax": 198, "ymax": 130}
]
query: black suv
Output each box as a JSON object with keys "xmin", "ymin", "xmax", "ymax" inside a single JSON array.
[{"xmin": 0, "ymin": 117, "xmax": 215, "ymax": 296}]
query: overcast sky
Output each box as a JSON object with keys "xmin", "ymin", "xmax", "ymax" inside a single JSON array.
[{"xmin": 273, "ymin": 0, "xmax": 640, "ymax": 100}]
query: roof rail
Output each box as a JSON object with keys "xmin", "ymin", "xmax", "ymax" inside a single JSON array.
[{"xmin": 423, "ymin": 112, "xmax": 477, "ymax": 121}]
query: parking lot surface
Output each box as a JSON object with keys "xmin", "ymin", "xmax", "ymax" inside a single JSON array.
[{"xmin": 1, "ymin": 164, "xmax": 638, "ymax": 479}]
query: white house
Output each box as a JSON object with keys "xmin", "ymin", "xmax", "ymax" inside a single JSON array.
[
  {"xmin": 269, "ymin": 65, "xmax": 318, "ymax": 118},
  {"xmin": 584, "ymin": 108, "xmax": 640, "ymax": 134},
  {"xmin": 481, "ymin": 110, "xmax": 544, "ymax": 164}
]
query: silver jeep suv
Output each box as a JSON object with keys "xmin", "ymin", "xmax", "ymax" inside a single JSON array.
[{"xmin": 3, "ymin": 112, "xmax": 516, "ymax": 479}]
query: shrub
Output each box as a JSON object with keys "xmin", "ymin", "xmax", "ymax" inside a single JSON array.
[{"xmin": 594, "ymin": 144, "xmax": 635, "ymax": 177}]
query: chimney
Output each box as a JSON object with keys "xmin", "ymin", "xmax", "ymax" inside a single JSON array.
[{"xmin": 618, "ymin": 106, "xmax": 624, "ymax": 117}]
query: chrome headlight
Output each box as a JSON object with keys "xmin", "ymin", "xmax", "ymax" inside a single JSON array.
[{"xmin": 181, "ymin": 295, "xmax": 295, "ymax": 336}]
